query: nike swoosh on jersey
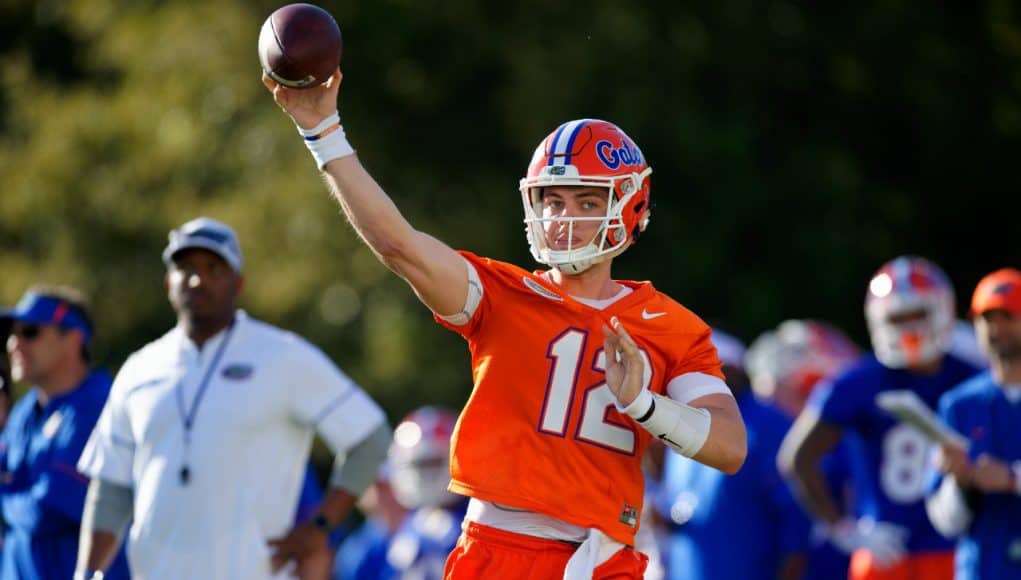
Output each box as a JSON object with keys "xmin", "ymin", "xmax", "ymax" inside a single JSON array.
[{"xmin": 641, "ymin": 309, "xmax": 667, "ymax": 320}]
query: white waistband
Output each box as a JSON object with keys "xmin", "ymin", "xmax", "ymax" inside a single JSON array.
[{"xmin": 465, "ymin": 498, "xmax": 588, "ymax": 543}]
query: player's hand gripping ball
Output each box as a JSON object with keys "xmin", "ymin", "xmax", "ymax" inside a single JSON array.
[{"xmin": 259, "ymin": 3, "xmax": 342, "ymax": 89}]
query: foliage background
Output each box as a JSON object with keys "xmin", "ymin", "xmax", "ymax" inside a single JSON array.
[{"xmin": 2, "ymin": 1, "xmax": 1018, "ymax": 426}]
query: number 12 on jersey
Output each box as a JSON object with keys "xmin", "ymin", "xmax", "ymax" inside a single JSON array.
[{"xmin": 538, "ymin": 328, "xmax": 653, "ymax": 455}]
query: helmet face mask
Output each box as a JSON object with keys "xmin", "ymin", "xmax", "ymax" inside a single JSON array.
[
  {"xmin": 519, "ymin": 119, "xmax": 652, "ymax": 274},
  {"xmin": 865, "ymin": 256, "xmax": 955, "ymax": 369}
]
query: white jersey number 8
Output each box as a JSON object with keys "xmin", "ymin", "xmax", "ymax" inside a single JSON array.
[
  {"xmin": 880, "ymin": 424, "xmax": 932, "ymax": 504},
  {"xmin": 538, "ymin": 328, "xmax": 652, "ymax": 455}
]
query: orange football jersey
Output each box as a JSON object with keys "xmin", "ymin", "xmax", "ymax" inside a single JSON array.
[{"xmin": 435, "ymin": 252, "xmax": 723, "ymax": 545}]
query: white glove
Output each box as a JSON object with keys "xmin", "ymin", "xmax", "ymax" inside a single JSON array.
[{"xmin": 828, "ymin": 517, "xmax": 909, "ymax": 569}]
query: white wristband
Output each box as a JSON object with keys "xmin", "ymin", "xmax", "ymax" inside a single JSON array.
[
  {"xmin": 297, "ymin": 111, "xmax": 355, "ymax": 169},
  {"xmin": 620, "ymin": 388, "xmax": 655, "ymax": 419},
  {"xmin": 297, "ymin": 112, "xmax": 341, "ymax": 138}
]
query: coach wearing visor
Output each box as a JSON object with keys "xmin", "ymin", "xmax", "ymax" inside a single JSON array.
[{"xmin": 0, "ymin": 287, "xmax": 129, "ymax": 580}]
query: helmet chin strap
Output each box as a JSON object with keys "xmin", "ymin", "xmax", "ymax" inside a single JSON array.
[
  {"xmin": 550, "ymin": 247, "xmax": 618, "ymax": 275},
  {"xmin": 553, "ymin": 259, "xmax": 595, "ymax": 275},
  {"xmin": 546, "ymin": 221, "xmax": 633, "ymax": 274}
]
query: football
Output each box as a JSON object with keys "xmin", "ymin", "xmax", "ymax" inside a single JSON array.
[{"xmin": 258, "ymin": 3, "xmax": 342, "ymax": 89}]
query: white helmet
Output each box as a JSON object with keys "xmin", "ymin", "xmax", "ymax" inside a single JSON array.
[
  {"xmin": 389, "ymin": 406, "xmax": 459, "ymax": 509},
  {"xmin": 746, "ymin": 320, "xmax": 861, "ymax": 416},
  {"xmin": 865, "ymin": 256, "xmax": 955, "ymax": 369}
]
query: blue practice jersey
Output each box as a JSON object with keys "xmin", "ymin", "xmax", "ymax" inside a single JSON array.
[
  {"xmin": 386, "ymin": 500, "xmax": 467, "ymax": 580},
  {"xmin": 809, "ymin": 353, "xmax": 979, "ymax": 553},
  {"xmin": 294, "ymin": 463, "xmax": 324, "ymax": 525},
  {"xmin": 0, "ymin": 370, "xmax": 129, "ymax": 580},
  {"xmin": 293, "ymin": 462, "xmax": 348, "ymax": 549},
  {"xmin": 933, "ymin": 373, "xmax": 1021, "ymax": 580},
  {"xmin": 805, "ymin": 439, "xmax": 854, "ymax": 580},
  {"xmin": 335, "ymin": 499, "xmax": 467, "ymax": 580},
  {"xmin": 335, "ymin": 516, "xmax": 397, "ymax": 580},
  {"xmin": 655, "ymin": 392, "xmax": 811, "ymax": 580}
]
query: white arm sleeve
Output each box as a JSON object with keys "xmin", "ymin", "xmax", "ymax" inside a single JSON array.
[
  {"xmin": 621, "ymin": 389, "xmax": 711, "ymax": 457},
  {"xmin": 81, "ymin": 478, "xmax": 134, "ymax": 536},
  {"xmin": 329, "ymin": 422, "xmax": 391, "ymax": 495},
  {"xmin": 436, "ymin": 258, "xmax": 483, "ymax": 326},
  {"xmin": 666, "ymin": 372, "xmax": 732, "ymax": 404},
  {"xmin": 925, "ymin": 476, "xmax": 973, "ymax": 538},
  {"xmin": 614, "ymin": 371, "xmax": 730, "ymax": 457}
]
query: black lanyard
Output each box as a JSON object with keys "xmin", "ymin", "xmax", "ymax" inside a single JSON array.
[{"xmin": 174, "ymin": 321, "xmax": 236, "ymax": 485}]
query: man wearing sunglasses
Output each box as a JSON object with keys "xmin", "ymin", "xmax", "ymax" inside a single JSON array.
[{"xmin": 0, "ymin": 287, "xmax": 129, "ymax": 579}]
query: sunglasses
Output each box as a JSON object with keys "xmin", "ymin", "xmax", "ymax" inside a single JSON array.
[{"xmin": 11, "ymin": 324, "xmax": 42, "ymax": 341}]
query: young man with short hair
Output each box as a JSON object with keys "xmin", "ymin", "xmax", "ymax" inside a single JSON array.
[{"xmin": 264, "ymin": 69, "xmax": 747, "ymax": 578}]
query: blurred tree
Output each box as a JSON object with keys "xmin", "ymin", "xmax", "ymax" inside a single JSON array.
[{"xmin": 0, "ymin": 0, "xmax": 1018, "ymax": 425}]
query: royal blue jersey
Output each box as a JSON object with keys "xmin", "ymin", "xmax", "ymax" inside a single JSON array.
[
  {"xmin": 805, "ymin": 439, "xmax": 854, "ymax": 580},
  {"xmin": 386, "ymin": 500, "xmax": 467, "ymax": 580},
  {"xmin": 0, "ymin": 370, "xmax": 129, "ymax": 580},
  {"xmin": 335, "ymin": 516, "xmax": 397, "ymax": 580},
  {"xmin": 293, "ymin": 462, "xmax": 348, "ymax": 549},
  {"xmin": 655, "ymin": 392, "xmax": 811, "ymax": 580},
  {"xmin": 809, "ymin": 353, "xmax": 979, "ymax": 554},
  {"xmin": 932, "ymin": 372, "xmax": 1021, "ymax": 580},
  {"xmin": 294, "ymin": 463, "xmax": 324, "ymax": 525},
  {"xmin": 335, "ymin": 499, "xmax": 467, "ymax": 580}
]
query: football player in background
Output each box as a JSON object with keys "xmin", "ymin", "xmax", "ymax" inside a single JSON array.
[
  {"xmin": 657, "ymin": 329, "xmax": 811, "ymax": 580},
  {"xmin": 747, "ymin": 320, "xmax": 861, "ymax": 420},
  {"xmin": 264, "ymin": 69, "xmax": 747, "ymax": 579},
  {"xmin": 335, "ymin": 407, "xmax": 460, "ymax": 580},
  {"xmin": 384, "ymin": 407, "xmax": 467, "ymax": 580},
  {"xmin": 747, "ymin": 319, "xmax": 861, "ymax": 580},
  {"xmin": 780, "ymin": 256, "xmax": 981, "ymax": 580}
]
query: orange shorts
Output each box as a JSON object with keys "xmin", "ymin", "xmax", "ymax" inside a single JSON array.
[
  {"xmin": 443, "ymin": 521, "xmax": 648, "ymax": 580},
  {"xmin": 849, "ymin": 549, "xmax": 954, "ymax": 580}
]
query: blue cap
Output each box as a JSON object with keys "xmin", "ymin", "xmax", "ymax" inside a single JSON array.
[
  {"xmin": 162, "ymin": 217, "xmax": 243, "ymax": 272},
  {"xmin": 0, "ymin": 291, "xmax": 93, "ymax": 343}
]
